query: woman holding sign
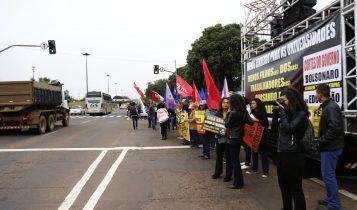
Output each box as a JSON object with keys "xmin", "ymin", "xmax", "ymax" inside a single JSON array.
[
  {"xmin": 225, "ymin": 94, "xmax": 248, "ymax": 189},
  {"xmin": 212, "ymin": 98, "xmax": 232, "ymax": 181},
  {"xmin": 250, "ymin": 98, "xmax": 270, "ymax": 177}
]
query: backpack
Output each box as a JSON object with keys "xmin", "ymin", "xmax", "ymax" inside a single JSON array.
[{"xmin": 130, "ymin": 107, "xmax": 138, "ymax": 117}]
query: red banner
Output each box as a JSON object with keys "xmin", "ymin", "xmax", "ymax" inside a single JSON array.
[
  {"xmin": 133, "ymin": 82, "xmax": 146, "ymax": 99},
  {"xmin": 192, "ymin": 83, "xmax": 202, "ymax": 103},
  {"xmin": 243, "ymin": 122, "xmax": 265, "ymax": 153},
  {"xmin": 176, "ymin": 76, "xmax": 193, "ymax": 98},
  {"xmin": 202, "ymin": 59, "xmax": 220, "ymax": 110}
]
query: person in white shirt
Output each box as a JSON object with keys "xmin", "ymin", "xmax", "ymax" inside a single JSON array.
[{"xmin": 156, "ymin": 102, "xmax": 169, "ymax": 140}]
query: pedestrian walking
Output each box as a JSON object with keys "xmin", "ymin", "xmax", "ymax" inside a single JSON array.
[
  {"xmin": 129, "ymin": 102, "xmax": 139, "ymax": 130},
  {"xmin": 147, "ymin": 102, "xmax": 153, "ymax": 128},
  {"xmin": 272, "ymin": 87, "xmax": 308, "ymax": 210},
  {"xmin": 250, "ymin": 98, "xmax": 270, "ymax": 177},
  {"xmin": 212, "ymin": 97, "xmax": 232, "ymax": 182},
  {"xmin": 225, "ymin": 94, "xmax": 248, "ymax": 189},
  {"xmin": 316, "ymin": 84, "xmax": 344, "ymax": 210},
  {"xmin": 157, "ymin": 103, "xmax": 169, "ymax": 140}
]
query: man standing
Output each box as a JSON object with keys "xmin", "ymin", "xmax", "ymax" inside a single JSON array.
[{"xmin": 316, "ymin": 84, "xmax": 344, "ymax": 210}]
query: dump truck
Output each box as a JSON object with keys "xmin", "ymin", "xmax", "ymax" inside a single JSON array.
[{"xmin": 0, "ymin": 81, "xmax": 70, "ymax": 134}]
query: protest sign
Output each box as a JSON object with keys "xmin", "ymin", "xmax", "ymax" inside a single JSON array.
[
  {"xmin": 203, "ymin": 114, "xmax": 226, "ymax": 135},
  {"xmin": 243, "ymin": 122, "xmax": 265, "ymax": 153},
  {"xmin": 195, "ymin": 110, "xmax": 206, "ymax": 134},
  {"xmin": 178, "ymin": 111, "xmax": 190, "ymax": 141}
]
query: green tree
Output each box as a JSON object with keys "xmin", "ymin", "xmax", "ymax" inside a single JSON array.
[{"xmin": 185, "ymin": 23, "xmax": 242, "ymax": 91}]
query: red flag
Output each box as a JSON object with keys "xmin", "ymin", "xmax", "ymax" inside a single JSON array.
[
  {"xmin": 176, "ymin": 76, "xmax": 193, "ymax": 98},
  {"xmin": 192, "ymin": 83, "xmax": 202, "ymax": 103},
  {"xmin": 202, "ymin": 58, "xmax": 220, "ymax": 110},
  {"xmin": 133, "ymin": 82, "xmax": 146, "ymax": 99},
  {"xmin": 151, "ymin": 91, "xmax": 164, "ymax": 102}
]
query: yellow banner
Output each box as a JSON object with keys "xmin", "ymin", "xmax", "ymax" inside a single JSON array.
[
  {"xmin": 194, "ymin": 110, "xmax": 206, "ymax": 134},
  {"xmin": 178, "ymin": 111, "xmax": 190, "ymax": 141}
]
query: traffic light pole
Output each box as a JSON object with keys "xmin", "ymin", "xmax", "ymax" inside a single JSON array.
[{"xmin": 0, "ymin": 44, "xmax": 42, "ymax": 54}]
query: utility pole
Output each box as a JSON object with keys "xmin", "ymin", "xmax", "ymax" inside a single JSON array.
[
  {"xmin": 106, "ymin": 74, "xmax": 110, "ymax": 94},
  {"xmin": 82, "ymin": 53, "xmax": 90, "ymax": 94},
  {"xmin": 32, "ymin": 66, "xmax": 35, "ymax": 81}
]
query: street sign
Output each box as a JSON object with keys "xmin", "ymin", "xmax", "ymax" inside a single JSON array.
[{"xmin": 40, "ymin": 42, "xmax": 48, "ymax": 50}]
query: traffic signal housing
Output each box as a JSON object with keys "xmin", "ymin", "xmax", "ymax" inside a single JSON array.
[
  {"xmin": 154, "ymin": 65, "xmax": 160, "ymax": 74},
  {"xmin": 48, "ymin": 40, "xmax": 56, "ymax": 54}
]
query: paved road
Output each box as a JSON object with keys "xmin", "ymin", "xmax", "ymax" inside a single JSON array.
[{"xmin": 0, "ymin": 110, "xmax": 356, "ymax": 210}]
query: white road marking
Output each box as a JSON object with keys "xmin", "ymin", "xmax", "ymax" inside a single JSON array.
[
  {"xmin": 43, "ymin": 130, "xmax": 60, "ymax": 136},
  {"xmin": 83, "ymin": 149, "xmax": 129, "ymax": 210},
  {"xmin": 309, "ymin": 178, "xmax": 357, "ymax": 201},
  {"xmin": 58, "ymin": 150, "xmax": 108, "ymax": 210},
  {"xmin": 80, "ymin": 120, "xmax": 92, "ymax": 125},
  {"xmin": 0, "ymin": 146, "xmax": 192, "ymax": 153}
]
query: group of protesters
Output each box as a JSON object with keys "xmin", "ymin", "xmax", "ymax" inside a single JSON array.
[{"xmin": 129, "ymin": 84, "xmax": 344, "ymax": 210}]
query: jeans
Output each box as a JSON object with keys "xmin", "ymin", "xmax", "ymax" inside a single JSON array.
[
  {"xmin": 214, "ymin": 142, "xmax": 232, "ymax": 178},
  {"xmin": 229, "ymin": 140, "xmax": 244, "ymax": 188},
  {"xmin": 200, "ymin": 133, "xmax": 210, "ymax": 157},
  {"xmin": 132, "ymin": 117, "xmax": 138, "ymax": 129},
  {"xmin": 252, "ymin": 140, "xmax": 269, "ymax": 174},
  {"xmin": 321, "ymin": 149, "xmax": 342, "ymax": 210},
  {"xmin": 243, "ymin": 142, "xmax": 251, "ymax": 166},
  {"xmin": 277, "ymin": 152, "xmax": 306, "ymax": 210},
  {"xmin": 148, "ymin": 117, "xmax": 152, "ymax": 128},
  {"xmin": 151, "ymin": 116, "xmax": 157, "ymax": 130},
  {"xmin": 190, "ymin": 130, "xmax": 199, "ymax": 147}
]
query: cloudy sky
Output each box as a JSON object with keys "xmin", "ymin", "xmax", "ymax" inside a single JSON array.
[{"xmin": 0, "ymin": 0, "xmax": 332, "ymax": 99}]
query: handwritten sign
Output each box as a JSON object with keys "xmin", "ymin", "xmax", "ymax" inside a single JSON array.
[{"xmin": 243, "ymin": 122, "xmax": 265, "ymax": 153}]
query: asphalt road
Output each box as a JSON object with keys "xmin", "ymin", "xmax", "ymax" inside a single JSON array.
[{"xmin": 0, "ymin": 110, "xmax": 356, "ymax": 210}]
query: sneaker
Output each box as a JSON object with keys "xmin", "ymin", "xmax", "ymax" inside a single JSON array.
[
  {"xmin": 241, "ymin": 165, "xmax": 250, "ymax": 170},
  {"xmin": 262, "ymin": 174, "xmax": 268, "ymax": 178}
]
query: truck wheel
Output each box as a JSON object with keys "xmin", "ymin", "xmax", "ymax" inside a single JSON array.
[
  {"xmin": 47, "ymin": 115, "xmax": 55, "ymax": 132},
  {"xmin": 37, "ymin": 115, "xmax": 47, "ymax": 134},
  {"xmin": 62, "ymin": 112, "xmax": 69, "ymax": 127}
]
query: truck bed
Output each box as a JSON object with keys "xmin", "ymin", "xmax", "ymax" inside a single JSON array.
[{"xmin": 0, "ymin": 81, "xmax": 62, "ymax": 107}]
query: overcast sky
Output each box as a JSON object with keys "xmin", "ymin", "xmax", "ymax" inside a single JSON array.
[{"xmin": 0, "ymin": 0, "xmax": 332, "ymax": 99}]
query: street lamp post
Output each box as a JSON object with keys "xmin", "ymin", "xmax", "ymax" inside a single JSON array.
[
  {"xmin": 114, "ymin": 82, "xmax": 118, "ymax": 96},
  {"xmin": 32, "ymin": 66, "xmax": 35, "ymax": 81},
  {"xmin": 106, "ymin": 74, "xmax": 110, "ymax": 94},
  {"xmin": 82, "ymin": 52, "xmax": 90, "ymax": 94}
]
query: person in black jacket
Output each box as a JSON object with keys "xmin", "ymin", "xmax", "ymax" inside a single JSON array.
[
  {"xmin": 272, "ymin": 87, "xmax": 308, "ymax": 210},
  {"xmin": 250, "ymin": 98, "xmax": 270, "ymax": 177},
  {"xmin": 225, "ymin": 94, "xmax": 247, "ymax": 189},
  {"xmin": 212, "ymin": 97, "xmax": 232, "ymax": 181},
  {"xmin": 316, "ymin": 84, "xmax": 344, "ymax": 210}
]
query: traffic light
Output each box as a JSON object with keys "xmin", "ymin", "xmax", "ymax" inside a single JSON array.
[
  {"xmin": 154, "ymin": 65, "xmax": 160, "ymax": 74},
  {"xmin": 48, "ymin": 40, "xmax": 56, "ymax": 54}
]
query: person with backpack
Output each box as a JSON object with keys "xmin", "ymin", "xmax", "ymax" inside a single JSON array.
[
  {"xmin": 157, "ymin": 102, "xmax": 169, "ymax": 140},
  {"xmin": 272, "ymin": 87, "xmax": 308, "ymax": 210},
  {"xmin": 225, "ymin": 94, "xmax": 248, "ymax": 189},
  {"xmin": 129, "ymin": 102, "xmax": 139, "ymax": 130},
  {"xmin": 316, "ymin": 84, "xmax": 344, "ymax": 210},
  {"xmin": 250, "ymin": 98, "xmax": 270, "ymax": 178}
]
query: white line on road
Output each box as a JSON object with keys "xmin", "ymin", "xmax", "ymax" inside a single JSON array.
[
  {"xmin": 83, "ymin": 149, "xmax": 129, "ymax": 210},
  {"xmin": 58, "ymin": 150, "xmax": 108, "ymax": 210},
  {"xmin": 0, "ymin": 146, "xmax": 192, "ymax": 152},
  {"xmin": 80, "ymin": 120, "xmax": 92, "ymax": 125},
  {"xmin": 43, "ymin": 130, "xmax": 60, "ymax": 136}
]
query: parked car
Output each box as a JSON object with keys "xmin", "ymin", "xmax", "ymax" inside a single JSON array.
[{"xmin": 70, "ymin": 106, "xmax": 85, "ymax": 115}]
